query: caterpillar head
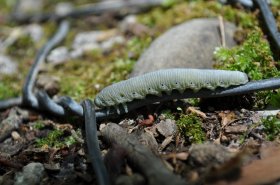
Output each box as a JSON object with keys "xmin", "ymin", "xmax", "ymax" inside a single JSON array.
[{"xmin": 94, "ymin": 97, "xmax": 104, "ymax": 107}]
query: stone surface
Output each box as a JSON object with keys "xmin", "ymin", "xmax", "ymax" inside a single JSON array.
[
  {"xmin": 130, "ymin": 18, "xmax": 237, "ymax": 77},
  {"xmin": 36, "ymin": 74, "xmax": 60, "ymax": 96},
  {"xmin": 72, "ymin": 29, "xmax": 118, "ymax": 51},
  {"xmin": 188, "ymin": 143, "xmax": 234, "ymax": 167},
  {"xmin": 55, "ymin": 2, "xmax": 74, "ymax": 16},
  {"xmin": 14, "ymin": 162, "xmax": 45, "ymax": 185},
  {"xmin": 25, "ymin": 24, "xmax": 43, "ymax": 42},
  {"xmin": 16, "ymin": 0, "xmax": 43, "ymax": 14},
  {"xmin": 47, "ymin": 46, "xmax": 70, "ymax": 64},
  {"xmin": 0, "ymin": 108, "xmax": 24, "ymax": 143},
  {"xmin": 156, "ymin": 119, "xmax": 177, "ymax": 137},
  {"xmin": 0, "ymin": 55, "xmax": 17, "ymax": 75}
]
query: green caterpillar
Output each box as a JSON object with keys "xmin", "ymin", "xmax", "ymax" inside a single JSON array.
[{"xmin": 94, "ymin": 69, "xmax": 249, "ymax": 113}]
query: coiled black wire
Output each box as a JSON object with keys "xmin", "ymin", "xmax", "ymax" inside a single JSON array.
[{"xmin": 82, "ymin": 100, "xmax": 110, "ymax": 185}]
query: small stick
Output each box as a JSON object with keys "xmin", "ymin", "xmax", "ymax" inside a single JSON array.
[
  {"xmin": 219, "ymin": 15, "xmax": 226, "ymax": 47},
  {"xmin": 100, "ymin": 123, "xmax": 187, "ymax": 185}
]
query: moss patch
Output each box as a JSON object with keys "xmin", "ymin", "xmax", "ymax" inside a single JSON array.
[
  {"xmin": 0, "ymin": 75, "xmax": 22, "ymax": 99},
  {"xmin": 176, "ymin": 113, "xmax": 206, "ymax": 143},
  {"xmin": 36, "ymin": 128, "xmax": 79, "ymax": 148},
  {"xmin": 214, "ymin": 29, "xmax": 279, "ymax": 80},
  {"xmin": 214, "ymin": 29, "xmax": 280, "ymax": 108},
  {"xmin": 262, "ymin": 116, "xmax": 280, "ymax": 141}
]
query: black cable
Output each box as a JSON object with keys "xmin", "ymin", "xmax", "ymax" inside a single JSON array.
[
  {"xmin": 57, "ymin": 96, "xmax": 83, "ymax": 116},
  {"xmin": 10, "ymin": 0, "xmax": 163, "ymax": 24},
  {"xmin": 36, "ymin": 90, "xmax": 65, "ymax": 116},
  {"xmin": 0, "ymin": 97, "xmax": 22, "ymax": 110},
  {"xmin": 82, "ymin": 99, "xmax": 110, "ymax": 185},
  {"xmin": 253, "ymin": 0, "xmax": 280, "ymax": 60},
  {"xmin": 22, "ymin": 20, "xmax": 69, "ymax": 108}
]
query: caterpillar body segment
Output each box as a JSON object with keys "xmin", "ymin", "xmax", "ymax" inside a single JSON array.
[{"xmin": 94, "ymin": 69, "xmax": 249, "ymax": 113}]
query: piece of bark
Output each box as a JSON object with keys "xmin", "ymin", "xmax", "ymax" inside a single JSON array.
[
  {"xmin": 214, "ymin": 145, "xmax": 280, "ymax": 185},
  {"xmin": 100, "ymin": 123, "xmax": 187, "ymax": 185}
]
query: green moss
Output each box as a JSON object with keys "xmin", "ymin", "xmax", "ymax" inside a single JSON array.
[
  {"xmin": 262, "ymin": 116, "xmax": 280, "ymax": 141},
  {"xmin": 6, "ymin": 35, "xmax": 35, "ymax": 57},
  {"xmin": 126, "ymin": 36, "xmax": 152, "ymax": 59},
  {"xmin": 176, "ymin": 113, "xmax": 206, "ymax": 143},
  {"xmin": 36, "ymin": 128, "xmax": 78, "ymax": 148},
  {"xmin": 34, "ymin": 121, "xmax": 45, "ymax": 130},
  {"xmin": 214, "ymin": 29, "xmax": 279, "ymax": 80},
  {"xmin": 161, "ymin": 0, "xmax": 182, "ymax": 8},
  {"xmin": 108, "ymin": 58, "xmax": 136, "ymax": 83},
  {"xmin": 0, "ymin": 75, "xmax": 22, "ymax": 99},
  {"xmin": 185, "ymin": 98, "xmax": 200, "ymax": 106},
  {"xmin": 271, "ymin": 0, "xmax": 280, "ymax": 6},
  {"xmin": 270, "ymin": 92, "xmax": 280, "ymax": 108},
  {"xmin": 214, "ymin": 29, "xmax": 280, "ymax": 108},
  {"xmin": 161, "ymin": 109, "xmax": 176, "ymax": 120},
  {"xmin": 0, "ymin": 0, "xmax": 15, "ymax": 15}
]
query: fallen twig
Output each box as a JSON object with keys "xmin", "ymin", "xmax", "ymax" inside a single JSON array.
[{"xmin": 100, "ymin": 123, "xmax": 187, "ymax": 185}]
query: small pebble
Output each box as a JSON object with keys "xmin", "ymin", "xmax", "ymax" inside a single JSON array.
[
  {"xmin": 25, "ymin": 24, "xmax": 43, "ymax": 42},
  {"xmin": 55, "ymin": 2, "xmax": 74, "ymax": 16},
  {"xmin": 47, "ymin": 46, "xmax": 70, "ymax": 64},
  {"xmin": 156, "ymin": 119, "xmax": 177, "ymax": 137},
  {"xmin": 36, "ymin": 74, "xmax": 60, "ymax": 96},
  {"xmin": 11, "ymin": 131, "xmax": 21, "ymax": 141},
  {"xmin": 14, "ymin": 162, "xmax": 45, "ymax": 185},
  {"xmin": 0, "ymin": 55, "xmax": 17, "ymax": 75},
  {"xmin": 16, "ymin": 0, "xmax": 43, "ymax": 14}
]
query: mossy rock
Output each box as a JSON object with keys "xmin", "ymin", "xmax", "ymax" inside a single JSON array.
[{"xmin": 130, "ymin": 18, "xmax": 237, "ymax": 77}]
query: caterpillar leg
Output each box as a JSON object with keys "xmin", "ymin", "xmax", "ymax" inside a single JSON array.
[
  {"xmin": 114, "ymin": 106, "xmax": 120, "ymax": 114},
  {"xmin": 122, "ymin": 103, "xmax": 128, "ymax": 113},
  {"xmin": 106, "ymin": 107, "xmax": 110, "ymax": 115}
]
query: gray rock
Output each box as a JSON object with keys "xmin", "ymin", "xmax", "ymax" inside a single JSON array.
[
  {"xmin": 16, "ymin": 0, "xmax": 43, "ymax": 14},
  {"xmin": 72, "ymin": 30, "xmax": 121, "ymax": 52},
  {"xmin": 14, "ymin": 162, "xmax": 45, "ymax": 185},
  {"xmin": 100, "ymin": 35, "xmax": 125, "ymax": 51},
  {"xmin": 25, "ymin": 24, "xmax": 43, "ymax": 42},
  {"xmin": 47, "ymin": 46, "xmax": 70, "ymax": 64},
  {"xmin": 0, "ymin": 55, "xmax": 17, "ymax": 75},
  {"xmin": 188, "ymin": 143, "xmax": 234, "ymax": 167},
  {"xmin": 130, "ymin": 18, "xmax": 237, "ymax": 77},
  {"xmin": 156, "ymin": 119, "xmax": 177, "ymax": 137},
  {"xmin": 55, "ymin": 2, "xmax": 74, "ymax": 16},
  {"xmin": 36, "ymin": 74, "xmax": 60, "ymax": 96},
  {"xmin": 0, "ymin": 108, "xmax": 20, "ymax": 142}
]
